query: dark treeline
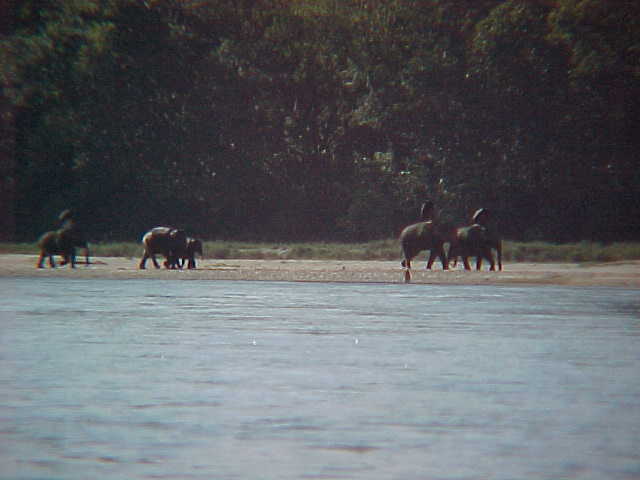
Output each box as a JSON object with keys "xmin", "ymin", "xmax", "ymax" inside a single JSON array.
[{"xmin": 2, "ymin": 0, "xmax": 639, "ymax": 243}]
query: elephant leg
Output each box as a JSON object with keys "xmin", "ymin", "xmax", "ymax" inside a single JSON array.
[
  {"xmin": 187, "ymin": 257, "xmax": 196, "ymax": 269},
  {"xmin": 401, "ymin": 248, "xmax": 413, "ymax": 270},
  {"xmin": 462, "ymin": 256, "xmax": 472, "ymax": 270},
  {"xmin": 427, "ymin": 247, "xmax": 447, "ymax": 270},
  {"xmin": 48, "ymin": 254, "xmax": 56, "ymax": 268},
  {"xmin": 139, "ymin": 252, "xmax": 149, "ymax": 269},
  {"xmin": 477, "ymin": 249, "xmax": 494, "ymax": 271},
  {"xmin": 486, "ymin": 248, "xmax": 496, "ymax": 271},
  {"xmin": 426, "ymin": 250, "xmax": 437, "ymax": 269},
  {"xmin": 439, "ymin": 247, "xmax": 449, "ymax": 270},
  {"xmin": 447, "ymin": 248, "xmax": 457, "ymax": 269},
  {"xmin": 487, "ymin": 256, "xmax": 495, "ymax": 271},
  {"xmin": 401, "ymin": 255, "xmax": 412, "ymax": 283},
  {"xmin": 151, "ymin": 254, "xmax": 161, "ymax": 269},
  {"xmin": 165, "ymin": 254, "xmax": 178, "ymax": 269},
  {"xmin": 61, "ymin": 252, "xmax": 75, "ymax": 266}
]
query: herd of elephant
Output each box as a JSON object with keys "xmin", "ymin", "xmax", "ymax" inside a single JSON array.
[
  {"xmin": 36, "ymin": 208, "xmax": 501, "ymax": 282},
  {"xmin": 36, "ymin": 210, "xmax": 91, "ymax": 269},
  {"xmin": 400, "ymin": 208, "xmax": 502, "ymax": 283},
  {"xmin": 138, "ymin": 227, "xmax": 203, "ymax": 270},
  {"xmin": 36, "ymin": 221, "xmax": 203, "ymax": 271}
]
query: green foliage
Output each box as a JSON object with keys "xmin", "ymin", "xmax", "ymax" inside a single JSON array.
[
  {"xmin": 90, "ymin": 242, "xmax": 139, "ymax": 258},
  {"xmin": 503, "ymin": 241, "xmax": 640, "ymax": 264},
  {"xmin": 3, "ymin": 0, "xmax": 639, "ymax": 243},
  {"xmin": 4, "ymin": 239, "xmax": 640, "ymax": 264}
]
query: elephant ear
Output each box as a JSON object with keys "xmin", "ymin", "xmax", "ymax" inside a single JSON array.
[
  {"xmin": 418, "ymin": 221, "xmax": 431, "ymax": 237},
  {"xmin": 472, "ymin": 208, "xmax": 489, "ymax": 225},
  {"xmin": 59, "ymin": 209, "xmax": 74, "ymax": 221}
]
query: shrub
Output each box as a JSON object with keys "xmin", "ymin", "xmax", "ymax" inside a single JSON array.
[{"xmin": 2, "ymin": 239, "xmax": 640, "ymax": 263}]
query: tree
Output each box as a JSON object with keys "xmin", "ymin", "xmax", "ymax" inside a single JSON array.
[
  {"xmin": 546, "ymin": 0, "xmax": 640, "ymax": 240},
  {"xmin": 3, "ymin": 0, "xmax": 639, "ymax": 242}
]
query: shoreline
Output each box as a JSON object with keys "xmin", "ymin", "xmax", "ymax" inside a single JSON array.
[{"xmin": 2, "ymin": 254, "xmax": 639, "ymax": 288}]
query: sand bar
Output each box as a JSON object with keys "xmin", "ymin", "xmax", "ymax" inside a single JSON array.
[{"xmin": 1, "ymin": 254, "xmax": 638, "ymax": 288}]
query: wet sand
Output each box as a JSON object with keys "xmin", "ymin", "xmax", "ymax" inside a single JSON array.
[{"xmin": 2, "ymin": 254, "xmax": 639, "ymax": 288}]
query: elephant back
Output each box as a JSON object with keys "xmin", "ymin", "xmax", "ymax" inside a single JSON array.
[
  {"xmin": 142, "ymin": 227, "xmax": 174, "ymax": 253},
  {"xmin": 38, "ymin": 229, "xmax": 75, "ymax": 254},
  {"xmin": 459, "ymin": 224, "xmax": 488, "ymax": 244},
  {"xmin": 37, "ymin": 231, "xmax": 58, "ymax": 250}
]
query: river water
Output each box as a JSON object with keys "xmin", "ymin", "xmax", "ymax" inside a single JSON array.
[{"xmin": 1, "ymin": 278, "xmax": 639, "ymax": 479}]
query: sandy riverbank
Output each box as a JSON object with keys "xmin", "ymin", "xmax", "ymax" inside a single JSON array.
[{"xmin": 1, "ymin": 254, "xmax": 638, "ymax": 288}]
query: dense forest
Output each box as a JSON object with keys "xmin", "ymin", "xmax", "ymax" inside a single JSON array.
[{"xmin": 1, "ymin": 0, "xmax": 639, "ymax": 243}]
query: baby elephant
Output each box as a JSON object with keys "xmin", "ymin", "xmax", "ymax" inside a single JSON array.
[
  {"xmin": 177, "ymin": 237, "xmax": 203, "ymax": 269},
  {"xmin": 165, "ymin": 236, "xmax": 204, "ymax": 269},
  {"xmin": 139, "ymin": 226, "xmax": 188, "ymax": 269},
  {"xmin": 58, "ymin": 231, "xmax": 90, "ymax": 266},
  {"xmin": 36, "ymin": 230, "xmax": 77, "ymax": 268}
]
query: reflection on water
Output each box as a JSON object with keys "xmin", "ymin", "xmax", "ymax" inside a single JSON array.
[{"xmin": 1, "ymin": 278, "xmax": 639, "ymax": 479}]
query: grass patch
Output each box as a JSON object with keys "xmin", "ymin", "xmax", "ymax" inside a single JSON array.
[
  {"xmin": 92, "ymin": 242, "xmax": 141, "ymax": 258},
  {"xmin": 2, "ymin": 240, "xmax": 640, "ymax": 263},
  {"xmin": 0, "ymin": 242, "xmax": 34, "ymax": 255},
  {"xmin": 502, "ymin": 241, "xmax": 640, "ymax": 263}
]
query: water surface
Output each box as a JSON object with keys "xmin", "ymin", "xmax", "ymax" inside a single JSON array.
[{"xmin": 1, "ymin": 278, "xmax": 639, "ymax": 479}]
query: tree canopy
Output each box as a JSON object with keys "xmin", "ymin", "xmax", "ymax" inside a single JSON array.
[{"xmin": 2, "ymin": 0, "xmax": 639, "ymax": 242}]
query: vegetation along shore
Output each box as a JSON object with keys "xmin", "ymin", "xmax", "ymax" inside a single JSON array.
[
  {"xmin": 2, "ymin": 241, "xmax": 639, "ymax": 288},
  {"xmin": 3, "ymin": 239, "xmax": 640, "ymax": 264}
]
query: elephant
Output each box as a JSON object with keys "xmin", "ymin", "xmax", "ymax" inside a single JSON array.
[
  {"xmin": 176, "ymin": 237, "xmax": 203, "ymax": 269},
  {"xmin": 139, "ymin": 227, "xmax": 188, "ymax": 269},
  {"xmin": 165, "ymin": 236, "xmax": 204, "ymax": 269},
  {"xmin": 477, "ymin": 227, "xmax": 502, "ymax": 271},
  {"xmin": 36, "ymin": 229, "xmax": 77, "ymax": 268},
  {"xmin": 448, "ymin": 223, "xmax": 501, "ymax": 271},
  {"xmin": 58, "ymin": 229, "xmax": 90, "ymax": 266},
  {"xmin": 55, "ymin": 209, "xmax": 90, "ymax": 265},
  {"xmin": 399, "ymin": 221, "xmax": 451, "ymax": 283}
]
